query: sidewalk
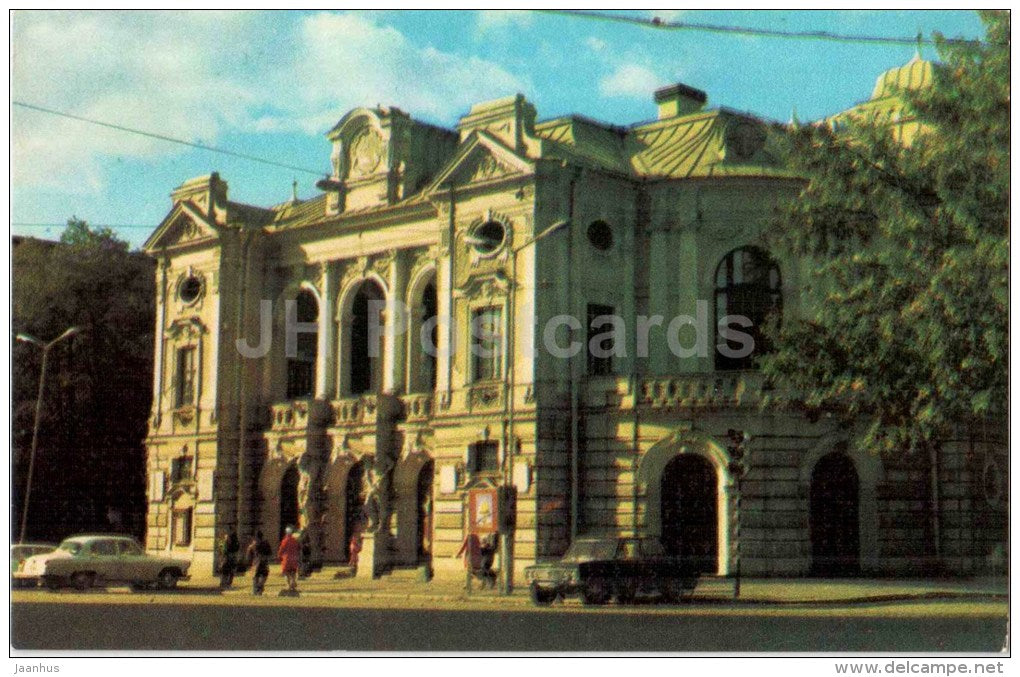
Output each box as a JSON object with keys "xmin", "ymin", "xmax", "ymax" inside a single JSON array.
[{"xmin": 190, "ymin": 568, "xmax": 1008, "ymax": 607}]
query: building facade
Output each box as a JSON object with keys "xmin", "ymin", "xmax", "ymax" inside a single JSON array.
[{"xmin": 142, "ymin": 58, "xmax": 1006, "ymax": 580}]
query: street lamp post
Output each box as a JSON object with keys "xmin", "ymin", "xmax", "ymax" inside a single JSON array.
[
  {"xmin": 502, "ymin": 219, "xmax": 570, "ymax": 595},
  {"xmin": 16, "ymin": 326, "xmax": 80, "ymax": 543},
  {"xmin": 465, "ymin": 219, "xmax": 570, "ymax": 595}
]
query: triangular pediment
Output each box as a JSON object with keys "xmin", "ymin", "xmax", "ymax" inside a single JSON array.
[
  {"xmin": 143, "ymin": 202, "xmax": 221, "ymax": 252},
  {"xmin": 425, "ymin": 131, "xmax": 533, "ymax": 194}
]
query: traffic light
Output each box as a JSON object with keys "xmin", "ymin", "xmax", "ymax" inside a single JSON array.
[{"xmin": 727, "ymin": 428, "xmax": 750, "ymax": 478}]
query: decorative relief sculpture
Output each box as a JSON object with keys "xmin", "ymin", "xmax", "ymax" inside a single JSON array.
[
  {"xmin": 348, "ymin": 126, "xmax": 385, "ymax": 178},
  {"xmin": 297, "ymin": 451, "xmax": 323, "ymax": 562},
  {"xmin": 339, "ymin": 256, "xmax": 370, "ymax": 292},
  {"xmin": 469, "ymin": 154, "xmax": 509, "ymax": 183},
  {"xmin": 365, "ymin": 441, "xmax": 398, "ymax": 535},
  {"xmin": 166, "ymin": 316, "xmax": 206, "ymax": 340},
  {"xmin": 457, "ymin": 272, "xmax": 509, "ymax": 304},
  {"xmin": 372, "ymin": 252, "xmax": 395, "ymax": 277},
  {"xmin": 362, "ymin": 467, "xmax": 383, "ymax": 533},
  {"xmin": 179, "ymin": 218, "xmax": 201, "ymax": 242}
]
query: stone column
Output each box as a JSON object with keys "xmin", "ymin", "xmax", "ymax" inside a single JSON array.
[
  {"xmin": 383, "ymin": 253, "xmax": 408, "ymax": 394},
  {"xmin": 317, "ymin": 263, "xmax": 337, "ymax": 399},
  {"xmin": 513, "ymin": 242, "xmax": 537, "ymax": 394},
  {"xmin": 435, "ymin": 241, "xmax": 453, "ymax": 397},
  {"xmin": 646, "ymin": 217, "xmax": 675, "ymax": 376},
  {"xmin": 151, "ymin": 258, "xmax": 169, "ymax": 428}
]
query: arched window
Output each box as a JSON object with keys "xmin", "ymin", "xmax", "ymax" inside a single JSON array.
[
  {"xmin": 408, "ymin": 277, "xmax": 438, "ymax": 394},
  {"xmin": 348, "ymin": 280, "xmax": 386, "ymax": 395},
  {"xmin": 714, "ymin": 246, "xmax": 781, "ymax": 371},
  {"xmin": 286, "ymin": 289, "xmax": 318, "ymax": 399}
]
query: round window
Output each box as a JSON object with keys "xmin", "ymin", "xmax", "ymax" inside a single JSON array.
[
  {"xmin": 587, "ymin": 220, "xmax": 614, "ymax": 251},
  {"xmin": 469, "ymin": 220, "xmax": 506, "ymax": 255},
  {"xmin": 179, "ymin": 275, "xmax": 204, "ymax": 304}
]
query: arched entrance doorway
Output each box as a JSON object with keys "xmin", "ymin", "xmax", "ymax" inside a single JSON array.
[
  {"xmin": 321, "ymin": 458, "xmax": 365, "ymax": 563},
  {"xmin": 391, "ymin": 453, "xmax": 434, "ymax": 567},
  {"xmin": 343, "ymin": 462, "xmax": 365, "ymax": 562},
  {"xmin": 810, "ymin": 452, "xmax": 860, "ymax": 576},
  {"xmin": 279, "ymin": 464, "xmax": 300, "ymax": 541},
  {"xmin": 661, "ymin": 455, "xmax": 718, "ymax": 572},
  {"xmin": 348, "ymin": 281, "xmax": 386, "ymax": 395}
]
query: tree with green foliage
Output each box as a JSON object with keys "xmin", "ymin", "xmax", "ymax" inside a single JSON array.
[
  {"xmin": 760, "ymin": 11, "xmax": 1008, "ymax": 455},
  {"xmin": 13, "ymin": 218, "xmax": 154, "ymax": 541}
]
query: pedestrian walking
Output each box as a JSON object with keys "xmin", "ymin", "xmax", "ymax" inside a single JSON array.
[
  {"xmin": 456, "ymin": 532, "xmax": 483, "ymax": 593},
  {"xmin": 479, "ymin": 533, "xmax": 497, "ymax": 589},
  {"xmin": 278, "ymin": 526, "xmax": 301, "ymax": 594},
  {"xmin": 246, "ymin": 531, "xmax": 272, "ymax": 595},
  {"xmin": 348, "ymin": 522, "xmax": 364, "ymax": 576},
  {"xmin": 219, "ymin": 531, "xmax": 239, "ymax": 588},
  {"xmin": 299, "ymin": 530, "xmax": 313, "ymax": 579}
]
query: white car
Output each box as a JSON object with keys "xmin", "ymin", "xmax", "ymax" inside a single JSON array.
[
  {"xmin": 15, "ymin": 535, "xmax": 191, "ymax": 591},
  {"xmin": 11, "ymin": 543, "xmax": 56, "ymax": 588}
]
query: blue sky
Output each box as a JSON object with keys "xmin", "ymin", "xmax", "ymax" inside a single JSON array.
[{"xmin": 10, "ymin": 10, "xmax": 987, "ymax": 249}]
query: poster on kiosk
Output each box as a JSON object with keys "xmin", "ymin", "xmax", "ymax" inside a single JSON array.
[{"xmin": 468, "ymin": 488, "xmax": 499, "ymax": 535}]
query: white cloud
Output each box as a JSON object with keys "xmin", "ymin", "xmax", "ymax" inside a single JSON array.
[
  {"xmin": 476, "ymin": 10, "xmax": 534, "ymax": 33},
  {"xmin": 277, "ymin": 13, "xmax": 526, "ymax": 133},
  {"xmin": 599, "ymin": 63, "xmax": 664, "ymax": 99},
  {"xmin": 11, "ymin": 10, "xmax": 527, "ymax": 192},
  {"xmin": 585, "ymin": 36, "xmax": 607, "ymax": 52},
  {"xmin": 12, "ymin": 11, "xmax": 263, "ymax": 192}
]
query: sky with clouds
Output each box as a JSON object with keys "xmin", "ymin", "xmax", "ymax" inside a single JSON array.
[{"xmin": 11, "ymin": 9, "xmax": 986, "ymax": 248}]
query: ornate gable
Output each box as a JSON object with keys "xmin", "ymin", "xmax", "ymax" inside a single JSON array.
[
  {"xmin": 143, "ymin": 202, "xmax": 220, "ymax": 252},
  {"xmin": 424, "ymin": 131, "xmax": 534, "ymax": 195},
  {"xmin": 459, "ymin": 150, "xmax": 519, "ymax": 184}
]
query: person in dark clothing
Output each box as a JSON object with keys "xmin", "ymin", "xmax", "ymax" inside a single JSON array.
[
  {"xmin": 220, "ymin": 531, "xmax": 240, "ymax": 588},
  {"xmin": 479, "ymin": 533, "xmax": 497, "ymax": 589},
  {"xmin": 457, "ymin": 532, "xmax": 497, "ymax": 591},
  {"xmin": 246, "ymin": 531, "xmax": 272, "ymax": 596},
  {"xmin": 299, "ymin": 530, "xmax": 313, "ymax": 579}
]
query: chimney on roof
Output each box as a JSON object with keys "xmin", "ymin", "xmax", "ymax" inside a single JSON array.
[{"xmin": 654, "ymin": 83, "xmax": 707, "ymax": 119}]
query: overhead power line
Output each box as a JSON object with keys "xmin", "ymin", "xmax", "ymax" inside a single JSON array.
[
  {"xmin": 12, "ymin": 101, "xmax": 326, "ymax": 177},
  {"xmin": 538, "ymin": 10, "xmax": 997, "ymax": 47},
  {"xmin": 13, "ymin": 222, "xmax": 157, "ymax": 229}
]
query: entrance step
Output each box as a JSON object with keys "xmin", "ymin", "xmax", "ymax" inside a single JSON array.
[
  {"xmin": 311, "ymin": 566, "xmax": 356, "ymax": 580},
  {"xmin": 384, "ymin": 566, "xmax": 426, "ymax": 581}
]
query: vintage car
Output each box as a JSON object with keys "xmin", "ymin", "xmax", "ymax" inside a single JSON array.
[
  {"xmin": 11, "ymin": 543, "xmax": 56, "ymax": 588},
  {"xmin": 14, "ymin": 534, "xmax": 191, "ymax": 591},
  {"xmin": 523, "ymin": 536, "xmax": 700, "ymax": 606}
]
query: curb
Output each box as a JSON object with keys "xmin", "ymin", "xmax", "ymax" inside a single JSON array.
[
  {"xmin": 205, "ymin": 587, "xmax": 1006, "ymax": 608},
  {"xmin": 681, "ymin": 590, "xmax": 1009, "ymax": 608}
]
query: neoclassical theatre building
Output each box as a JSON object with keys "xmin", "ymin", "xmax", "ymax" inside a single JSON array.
[{"xmin": 142, "ymin": 56, "xmax": 1005, "ymax": 580}]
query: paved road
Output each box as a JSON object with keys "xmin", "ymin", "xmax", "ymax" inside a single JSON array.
[{"xmin": 12, "ymin": 600, "xmax": 1007, "ymax": 652}]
